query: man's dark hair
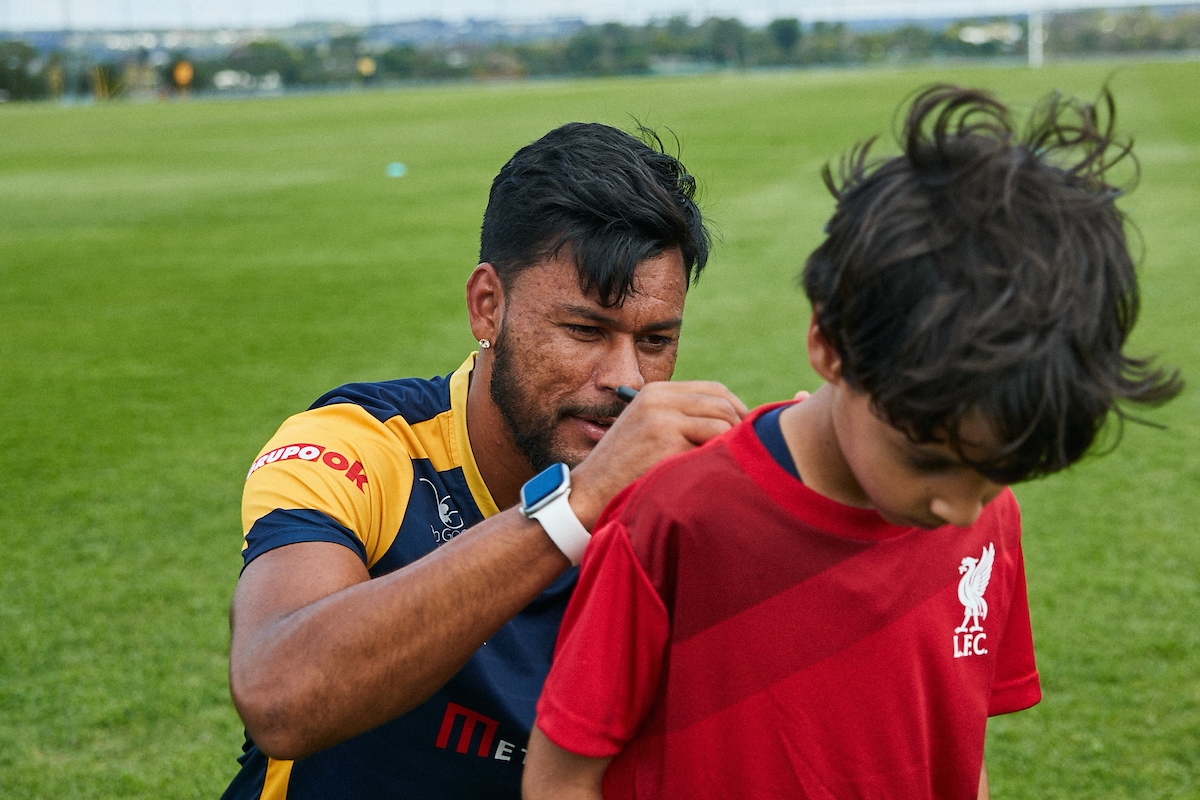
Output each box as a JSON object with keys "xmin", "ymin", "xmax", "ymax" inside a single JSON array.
[
  {"xmin": 803, "ymin": 84, "xmax": 1182, "ymax": 483},
  {"xmin": 480, "ymin": 122, "xmax": 709, "ymax": 306}
]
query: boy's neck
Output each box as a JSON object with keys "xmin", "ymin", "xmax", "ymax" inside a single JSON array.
[{"xmin": 779, "ymin": 385, "xmax": 871, "ymax": 509}]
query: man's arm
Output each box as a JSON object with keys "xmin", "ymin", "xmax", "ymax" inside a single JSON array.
[
  {"xmin": 228, "ymin": 381, "xmax": 746, "ymax": 760},
  {"xmin": 978, "ymin": 759, "xmax": 989, "ymax": 800},
  {"xmin": 522, "ymin": 726, "xmax": 610, "ymax": 800}
]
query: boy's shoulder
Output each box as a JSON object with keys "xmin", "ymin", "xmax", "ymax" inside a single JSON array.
[
  {"xmin": 611, "ymin": 403, "xmax": 781, "ymax": 516},
  {"xmin": 593, "ymin": 403, "xmax": 820, "ymax": 558},
  {"xmin": 594, "ymin": 399, "xmax": 1024, "ymax": 573}
]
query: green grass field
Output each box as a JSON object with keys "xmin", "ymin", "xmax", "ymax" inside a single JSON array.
[{"xmin": 2, "ymin": 60, "xmax": 1197, "ymax": 798}]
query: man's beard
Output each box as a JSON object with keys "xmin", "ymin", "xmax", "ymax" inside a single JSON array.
[{"xmin": 489, "ymin": 327, "xmax": 626, "ymax": 472}]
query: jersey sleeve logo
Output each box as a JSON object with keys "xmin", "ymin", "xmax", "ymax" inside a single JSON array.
[
  {"xmin": 953, "ymin": 542, "xmax": 994, "ymax": 659},
  {"xmin": 247, "ymin": 442, "xmax": 369, "ymax": 493}
]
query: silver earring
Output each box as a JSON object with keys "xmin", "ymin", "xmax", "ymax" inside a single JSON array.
[{"xmin": 479, "ymin": 338, "xmax": 491, "ymax": 349}]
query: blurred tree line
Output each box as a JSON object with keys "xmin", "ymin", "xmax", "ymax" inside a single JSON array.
[
  {"xmin": 3, "ymin": 7, "xmax": 1200, "ymax": 102},
  {"xmin": 1047, "ymin": 6, "xmax": 1200, "ymax": 53}
]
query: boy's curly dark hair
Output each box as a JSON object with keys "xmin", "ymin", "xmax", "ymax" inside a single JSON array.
[{"xmin": 802, "ymin": 84, "xmax": 1182, "ymax": 483}]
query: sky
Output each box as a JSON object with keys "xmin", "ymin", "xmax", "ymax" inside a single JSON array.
[{"xmin": 1, "ymin": 0, "xmax": 1184, "ymax": 32}]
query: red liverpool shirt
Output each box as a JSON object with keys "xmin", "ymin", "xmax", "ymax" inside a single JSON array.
[{"xmin": 536, "ymin": 405, "xmax": 1041, "ymax": 799}]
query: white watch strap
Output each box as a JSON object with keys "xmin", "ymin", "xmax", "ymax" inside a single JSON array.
[{"xmin": 530, "ymin": 491, "xmax": 591, "ymax": 565}]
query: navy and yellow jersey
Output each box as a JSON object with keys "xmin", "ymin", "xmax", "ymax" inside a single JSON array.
[{"xmin": 223, "ymin": 353, "xmax": 577, "ymax": 800}]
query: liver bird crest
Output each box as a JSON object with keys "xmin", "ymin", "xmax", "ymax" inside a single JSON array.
[{"xmin": 955, "ymin": 542, "xmax": 994, "ymax": 633}]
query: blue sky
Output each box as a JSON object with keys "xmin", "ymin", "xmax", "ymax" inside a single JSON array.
[{"xmin": 1, "ymin": 0, "xmax": 1171, "ymax": 31}]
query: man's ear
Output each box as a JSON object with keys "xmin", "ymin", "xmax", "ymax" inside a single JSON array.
[
  {"xmin": 466, "ymin": 263, "xmax": 504, "ymax": 346},
  {"xmin": 807, "ymin": 311, "xmax": 844, "ymax": 384}
]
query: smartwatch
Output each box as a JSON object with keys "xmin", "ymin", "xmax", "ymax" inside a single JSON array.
[{"xmin": 520, "ymin": 463, "xmax": 591, "ymax": 565}]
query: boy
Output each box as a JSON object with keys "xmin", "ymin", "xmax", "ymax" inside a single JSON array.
[{"xmin": 522, "ymin": 86, "xmax": 1182, "ymax": 799}]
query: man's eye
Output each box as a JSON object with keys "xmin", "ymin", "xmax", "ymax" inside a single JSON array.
[
  {"xmin": 566, "ymin": 325, "xmax": 602, "ymax": 338},
  {"xmin": 639, "ymin": 335, "xmax": 675, "ymax": 350}
]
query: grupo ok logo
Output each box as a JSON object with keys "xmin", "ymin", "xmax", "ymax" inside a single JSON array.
[{"xmin": 246, "ymin": 443, "xmax": 369, "ymax": 492}]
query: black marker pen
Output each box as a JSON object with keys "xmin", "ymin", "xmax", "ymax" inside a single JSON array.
[{"xmin": 615, "ymin": 385, "xmax": 638, "ymax": 404}]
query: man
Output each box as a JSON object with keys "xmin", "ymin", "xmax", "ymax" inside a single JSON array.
[{"xmin": 222, "ymin": 122, "xmax": 748, "ymax": 799}]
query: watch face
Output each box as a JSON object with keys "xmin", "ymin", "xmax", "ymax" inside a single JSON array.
[{"xmin": 521, "ymin": 463, "xmax": 569, "ymax": 510}]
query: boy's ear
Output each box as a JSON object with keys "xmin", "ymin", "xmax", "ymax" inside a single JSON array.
[
  {"xmin": 807, "ymin": 312, "xmax": 844, "ymax": 384},
  {"xmin": 466, "ymin": 262, "xmax": 505, "ymax": 346}
]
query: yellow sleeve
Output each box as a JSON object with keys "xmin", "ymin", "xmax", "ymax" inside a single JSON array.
[{"xmin": 242, "ymin": 403, "xmax": 413, "ymax": 568}]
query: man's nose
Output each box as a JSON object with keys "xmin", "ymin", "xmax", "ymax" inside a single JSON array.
[{"xmin": 595, "ymin": 337, "xmax": 645, "ymax": 395}]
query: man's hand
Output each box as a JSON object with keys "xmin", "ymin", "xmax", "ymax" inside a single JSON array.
[{"xmin": 568, "ymin": 380, "xmax": 747, "ymax": 528}]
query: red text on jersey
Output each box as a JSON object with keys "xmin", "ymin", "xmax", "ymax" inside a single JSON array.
[{"xmin": 246, "ymin": 442, "xmax": 369, "ymax": 492}]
